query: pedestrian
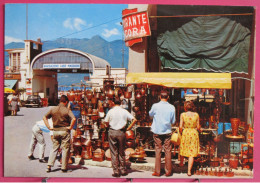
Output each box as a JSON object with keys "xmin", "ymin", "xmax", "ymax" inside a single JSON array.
[
  {"xmin": 43, "ymin": 95, "xmax": 76, "ymax": 173},
  {"xmin": 28, "ymin": 118, "xmax": 53, "ymax": 163},
  {"xmin": 149, "ymin": 90, "xmax": 176, "ymax": 177},
  {"xmin": 9, "ymin": 93, "xmax": 19, "ymax": 116},
  {"xmin": 179, "ymin": 100, "xmax": 200, "ymax": 176},
  {"xmin": 67, "ymin": 100, "xmax": 81, "ymax": 137},
  {"xmin": 104, "ymin": 97, "xmax": 137, "ymax": 177}
]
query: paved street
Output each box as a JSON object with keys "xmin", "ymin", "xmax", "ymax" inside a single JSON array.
[
  {"xmin": 3, "ymin": 106, "xmax": 171, "ymax": 180},
  {"xmin": 4, "ymin": 106, "xmax": 252, "ymax": 181}
]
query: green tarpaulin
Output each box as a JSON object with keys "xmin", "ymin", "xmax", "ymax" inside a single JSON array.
[{"xmin": 157, "ymin": 16, "xmax": 251, "ymax": 73}]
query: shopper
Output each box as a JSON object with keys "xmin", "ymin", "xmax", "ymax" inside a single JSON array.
[
  {"xmin": 67, "ymin": 100, "xmax": 81, "ymax": 137},
  {"xmin": 28, "ymin": 118, "xmax": 53, "ymax": 163},
  {"xmin": 104, "ymin": 97, "xmax": 137, "ymax": 177},
  {"xmin": 10, "ymin": 93, "xmax": 19, "ymax": 116},
  {"xmin": 43, "ymin": 95, "xmax": 76, "ymax": 173},
  {"xmin": 149, "ymin": 90, "xmax": 176, "ymax": 177},
  {"xmin": 179, "ymin": 100, "xmax": 200, "ymax": 176}
]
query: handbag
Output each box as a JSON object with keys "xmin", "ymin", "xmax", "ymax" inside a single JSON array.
[{"xmin": 171, "ymin": 128, "xmax": 181, "ymax": 145}]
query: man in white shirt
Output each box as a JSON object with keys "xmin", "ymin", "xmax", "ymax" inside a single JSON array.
[
  {"xmin": 104, "ymin": 97, "xmax": 137, "ymax": 177},
  {"xmin": 28, "ymin": 118, "xmax": 53, "ymax": 163}
]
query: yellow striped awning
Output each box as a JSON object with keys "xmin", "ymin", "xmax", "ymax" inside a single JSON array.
[{"xmin": 126, "ymin": 72, "xmax": 231, "ymax": 89}]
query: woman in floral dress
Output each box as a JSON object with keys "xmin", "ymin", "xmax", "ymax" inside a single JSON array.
[{"xmin": 179, "ymin": 101, "xmax": 200, "ymax": 176}]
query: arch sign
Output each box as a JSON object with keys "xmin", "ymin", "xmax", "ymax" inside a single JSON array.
[{"xmin": 122, "ymin": 8, "xmax": 151, "ymax": 47}]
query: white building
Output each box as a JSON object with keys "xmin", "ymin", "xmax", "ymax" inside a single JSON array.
[{"xmin": 5, "ymin": 39, "xmax": 127, "ymax": 104}]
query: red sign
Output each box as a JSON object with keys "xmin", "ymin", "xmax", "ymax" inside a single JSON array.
[{"xmin": 122, "ymin": 9, "xmax": 151, "ymax": 46}]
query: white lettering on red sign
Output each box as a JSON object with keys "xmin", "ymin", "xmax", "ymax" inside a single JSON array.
[{"xmin": 122, "ymin": 11, "xmax": 151, "ymax": 41}]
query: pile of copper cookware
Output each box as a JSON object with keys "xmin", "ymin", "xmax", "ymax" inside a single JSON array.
[{"xmin": 195, "ymin": 167, "xmax": 234, "ymax": 177}]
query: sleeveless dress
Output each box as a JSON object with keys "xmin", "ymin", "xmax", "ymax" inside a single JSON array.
[
  {"xmin": 11, "ymin": 96, "xmax": 19, "ymax": 111},
  {"xmin": 179, "ymin": 112, "xmax": 200, "ymax": 157}
]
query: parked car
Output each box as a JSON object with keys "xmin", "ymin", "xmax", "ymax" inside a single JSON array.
[{"xmin": 25, "ymin": 95, "xmax": 42, "ymax": 108}]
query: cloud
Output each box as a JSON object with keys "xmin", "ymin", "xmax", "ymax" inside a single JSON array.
[
  {"xmin": 63, "ymin": 18, "xmax": 86, "ymax": 31},
  {"xmin": 5, "ymin": 36, "xmax": 23, "ymax": 44},
  {"xmin": 102, "ymin": 28, "xmax": 120, "ymax": 38}
]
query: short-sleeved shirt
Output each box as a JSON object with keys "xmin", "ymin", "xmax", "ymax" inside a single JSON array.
[
  {"xmin": 104, "ymin": 106, "xmax": 134, "ymax": 130},
  {"xmin": 45, "ymin": 103, "xmax": 75, "ymax": 130},
  {"xmin": 149, "ymin": 101, "xmax": 176, "ymax": 135}
]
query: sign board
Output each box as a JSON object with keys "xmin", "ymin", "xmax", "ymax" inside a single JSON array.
[
  {"xmin": 43, "ymin": 64, "xmax": 80, "ymax": 69},
  {"xmin": 122, "ymin": 8, "xmax": 151, "ymax": 46}
]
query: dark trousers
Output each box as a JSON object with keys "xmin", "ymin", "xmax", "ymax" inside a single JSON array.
[
  {"xmin": 153, "ymin": 133, "xmax": 172, "ymax": 175},
  {"xmin": 108, "ymin": 129, "xmax": 127, "ymax": 174}
]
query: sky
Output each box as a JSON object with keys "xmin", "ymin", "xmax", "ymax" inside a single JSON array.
[{"xmin": 4, "ymin": 4, "xmax": 128, "ymax": 44}]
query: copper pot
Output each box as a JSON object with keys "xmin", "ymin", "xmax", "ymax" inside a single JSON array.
[
  {"xmin": 81, "ymin": 148, "xmax": 92, "ymax": 159},
  {"xmin": 91, "ymin": 97, "xmax": 97, "ymax": 104},
  {"xmin": 133, "ymin": 106, "xmax": 140, "ymax": 112},
  {"xmin": 67, "ymin": 93, "xmax": 75, "ymax": 101},
  {"xmin": 107, "ymin": 89, "xmax": 114, "ymax": 99},
  {"xmin": 192, "ymin": 89, "xmax": 199, "ymax": 94},
  {"xmin": 99, "ymin": 93, "xmax": 106, "ymax": 100},
  {"xmin": 114, "ymin": 88, "xmax": 122, "ymax": 98},
  {"xmin": 86, "ymin": 90, "xmax": 93, "ymax": 100},
  {"xmin": 95, "ymin": 140, "xmax": 102, "ymax": 148},
  {"xmin": 87, "ymin": 107, "xmax": 93, "ymax": 116},
  {"xmin": 230, "ymin": 118, "xmax": 240, "ymax": 136},
  {"xmin": 75, "ymin": 93, "xmax": 82, "ymax": 101},
  {"xmin": 125, "ymin": 130, "xmax": 135, "ymax": 140},
  {"xmin": 92, "ymin": 109, "xmax": 98, "ymax": 116},
  {"xmin": 135, "ymin": 92, "xmax": 142, "ymax": 100},
  {"xmin": 210, "ymin": 157, "xmax": 220, "ymax": 167},
  {"xmin": 229, "ymin": 155, "xmax": 239, "ymax": 169},
  {"xmin": 201, "ymin": 88, "xmax": 207, "ymax": 93},
  {"xmin": 140, "ymin": 87, "xmax": 146, "ymax": 95},
  {"xmin": 126, "ymin": 140, "xmax": 134, "ymax": 148},
  {"xmin": 124, "ymin": 91, "xmax": 132, "ymax": 99},
  {"xmin": 102, "ymin": 141, "xmax": 109, "ymax": 150},
  {"xmin": 218, "ymin": 89, "xmax": 224, "ymax": 96},
  {"xmin": 226, "ymin": 168, "xmax": 234, "ymax": 177}
]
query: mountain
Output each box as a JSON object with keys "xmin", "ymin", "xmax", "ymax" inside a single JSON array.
[{"xmin": 4, "ymin": 35, "xmax": 129, "ymax": 69}]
